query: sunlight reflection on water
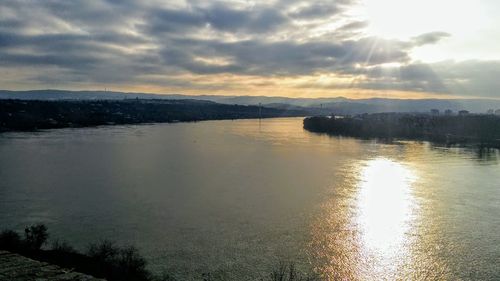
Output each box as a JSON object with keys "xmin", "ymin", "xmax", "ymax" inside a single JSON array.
[
  {"xmin": 356, "ymin": 158, "xmax": 417, "ymax": 278},
  {"xmin": 310, "ymin": 158, "xmax": 420, "ymax": 280}
]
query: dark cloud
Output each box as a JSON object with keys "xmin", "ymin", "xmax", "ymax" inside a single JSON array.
[
  {"xmin": 146, "ymin": 8, "xmax": 205, "ymax": 33},
  {"xmin": 412, "ymin": 32, "xmax": 451, "ymax": 46},
  {"xmin": 205, "ymin": 4, "xmax": 288, "ymax": 32},
  {"xmin": 430, "ymin": 60, "xmax": 500, "ymax": 97},
  {"xmin": 338, "ymin": 21, "xmax": 368, "ymax": 32},
  {"xmin": 288, "ymin": 3, "xmax": 341, "ymax": 19},
  {"xmin": 155, "ymin": 36, "xmax": 411, "ymax": 76},
  {"xmin": 345, "ymin": 60, "xmax": 500, "ymax": 98},
  {"xmin": 287, "ymin": 0, "xmax": 356, "ymax": 20},
  {"xmin": 360, "ymin": 63, "xmax": 449, "ymax": 93},
  {"xmin": 145, "ymin": 4, "xmax": 288, "ymax": 34}
]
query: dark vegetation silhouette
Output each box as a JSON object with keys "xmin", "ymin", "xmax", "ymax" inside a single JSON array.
[
  {"xmin": 304, "ymin": 113, "xmax": 500, "ymax": 148},
  {"xmin": 0, "ymin": 224, "xmax": 150, "ymax": 280},
  {"xmin": 0, "ymin": 224, "xmax": 318, "ymax": 281},
  {"xmin": 0, "ymin": 99, "xmax": 306, "ymax": 132},
  {"xmin": 263, "ymin": 262, "xmax": 318, "ymax": 281},
  {"xmin": 24, "ymin": 224, "xmax": 49, "ymax": 251}
]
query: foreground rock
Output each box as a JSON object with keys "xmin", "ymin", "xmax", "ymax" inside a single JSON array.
[{"xmin": 0, "ymin": 250, "xmax": 104, "ymax": 281}]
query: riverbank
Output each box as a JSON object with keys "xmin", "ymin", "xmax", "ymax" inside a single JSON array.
[
  {"xmin": 0, "ymin": 224, "xmax": 318, "ymax": 281},
  {"xmin": 303, "ymin": 113, "xmax": 500, "ymax": 148},
  {"xmin": 0, "ymin": 99, "xmax": 306, "ymax": 132},
  {"xmin": 0, "ymin": 250, "xmax": 105, "ymax": 281}
]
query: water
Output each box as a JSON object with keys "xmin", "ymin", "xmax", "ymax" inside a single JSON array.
[{"xmin": 0, "ymin": 118, "xmax": 499, "ymax": 280}]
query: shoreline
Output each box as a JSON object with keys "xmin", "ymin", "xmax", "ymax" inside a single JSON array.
[
  {"xmin": 0, "ymin": 99, "xmax": 306, "ymax": 133},
  {"xmin": 303, "ymin": 114, "xmax": 500, "ymax": 149}
]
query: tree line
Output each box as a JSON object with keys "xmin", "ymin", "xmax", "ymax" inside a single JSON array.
[
  {"xmin": 0, "ymin": 99, "xmax": 307, "ymax": 132},
  {"xmin": 303, "ymin": 113, "xmax": 500, "ymax": 148}
]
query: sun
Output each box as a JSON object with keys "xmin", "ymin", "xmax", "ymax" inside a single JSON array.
[{"xmin": 358, "ymin": 0, "xmax": 482, "ymax": 40}]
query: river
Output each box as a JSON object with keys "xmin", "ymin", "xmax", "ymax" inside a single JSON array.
[{"xmin": 0, "ymin": 117, "xmax": 498, "ymax": 280}]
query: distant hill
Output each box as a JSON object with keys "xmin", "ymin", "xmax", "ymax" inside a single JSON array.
[
  {"xmin": 0, "ymin": 90, "xmax": 347, "ymax": 106},
  {"xmin": 1, "ymin": 89, "xmax": 500, "ymax": 114}
]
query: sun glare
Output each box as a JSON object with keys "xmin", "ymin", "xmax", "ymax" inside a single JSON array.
[{"xmin": 360, "ymin": 0, "xmax": 483, "ymax": 40}]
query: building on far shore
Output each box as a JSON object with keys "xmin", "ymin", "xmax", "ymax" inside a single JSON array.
[
  {"xmin": 459, "ymin": 110, "xmax": 470, "ymax": 116},
  {"xmin": 495, "ymin": 109, "xmax": 500, "ymax": 115},
  {"xmin": 430, "ymin": 109, "xmax": 440, "ymax": 115},
  {"xmin": 487, "ymin": 109, "xmax": 495, "ymax": 115},
  {"xmin": 444, "ymin": 109, "xmax": 454, "ymax": 116}
]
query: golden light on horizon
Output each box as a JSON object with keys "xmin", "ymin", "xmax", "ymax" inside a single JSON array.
[{"xmin": 90, "ymin": 72, "xmax": 464, "ymax": 100}]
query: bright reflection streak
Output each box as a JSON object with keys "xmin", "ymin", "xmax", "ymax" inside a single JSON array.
[
  {"xmin": 356, "ymin": 158, "xmax": 417, "ymax": 266},
  {"xmin": 309, "ymin": 157, "xmax": 421, "ymax": 279}
]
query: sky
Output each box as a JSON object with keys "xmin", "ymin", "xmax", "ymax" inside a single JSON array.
[{"xmin": 1, "ymin": 0, "xmax": 500, "ymax": 99}]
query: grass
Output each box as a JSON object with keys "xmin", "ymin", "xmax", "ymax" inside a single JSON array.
[{"xmin": 264, "ymin": 262, "xmax": 318, "ymax": 281}]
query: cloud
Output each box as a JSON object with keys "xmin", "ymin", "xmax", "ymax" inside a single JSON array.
[
  {"xmin": 359, "ymin": 63, "xmax": 449, "ymax": 93},
  {"xmin": 286, "ymin": 0, "xmax": 356, "ymax": 20},
  {"xmin": 145, "ymin": 3, "xmax": 289, "ymax": 35},
  {"xmin": 345, "ymin": 60, "xmax": 500, "ymax": 98},
  {"xmin": 412, "ymin": 32, "xmax": 451, "ymax": 46},
  {"xmin": 338, "ymin": 21, "xmax": 369, "ymax": 32},
  {"xmin": 288, "ymin": 3, "xmax": 341, "ymax": 19},
  {"xmin": 205, "ymin": 4, "xmax": 288, "ymax": 33},
  {"xmin": 154, "ymin": 36, "xmax": 413, "ymax": 76}
]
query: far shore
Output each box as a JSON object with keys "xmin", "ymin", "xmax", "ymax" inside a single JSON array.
[
  {"xmin": 0, "ymin": 99, "xmax": 306, "ymax": 133},
  {"xmin": 304, "ymin": 113, "xmax": 500, "ymax": 149}
]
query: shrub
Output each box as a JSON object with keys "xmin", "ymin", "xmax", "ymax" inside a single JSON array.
[
  {"xmin": 24, "ymin": 224, "xmax": 48, "ymax": 250},
  {"xmin": 0, "ymin": 229, "xmax": 23, "ymax": 251},
  {"xmin": 87, "ymin": 241, "xmax": 150, "ymax": 281},
  {"xmin": 87, "ymin": 239, "xmax": 119, "ymax": 263},
  {"xmin": 265, "ymin": 262, "xmax": 318, "ymax": 281},
  {"xmin": 116, "ymin": 246, "xmax": 149, "ymax": 280},
  {"xmin": 51, "ymin": 239, "xmax": 77, "ymax": 253}
]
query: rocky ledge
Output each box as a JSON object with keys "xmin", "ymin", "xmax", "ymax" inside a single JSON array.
[{"xmin": 0, "ymin": 250, "xmax": 104, "ymax": 281}]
